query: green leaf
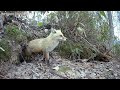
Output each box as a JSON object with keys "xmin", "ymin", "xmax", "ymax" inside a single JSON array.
[
  {"xmin": 100, "ymin": 11, "xmax": 106, "ymax": 18},
  {"xmin": 37, "ymin": 22, "xmax": 43, "ymax": 27}
]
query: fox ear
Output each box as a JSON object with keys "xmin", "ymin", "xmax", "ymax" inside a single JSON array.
[{"xmin": 51, "ymin": 28, "xmax": 56, "ymax": 33}]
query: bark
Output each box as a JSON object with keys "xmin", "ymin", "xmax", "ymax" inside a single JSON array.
[{"xmin": 107, "ymin": 11, "xmax": 114, "ymax": 49}]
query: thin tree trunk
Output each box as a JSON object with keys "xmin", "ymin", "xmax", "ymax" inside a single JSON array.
[{"xmin": 107, "ymin": 11, "xmax": 114, "ymax": 50}]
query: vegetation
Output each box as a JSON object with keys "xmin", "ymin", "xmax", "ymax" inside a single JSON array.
[
  {"xmin": 46, "ymin": 11, "xmax": 114, "ymax": 60},
  {"xmin": 5, "ymin": 25, "xmax": 27, "ymax": 43},
  {"xmin": 0, "ymin": 11, "xmax": 120, "ymax": 63},
  {"xmin": 1, "ymin": 11, "xmax": 120, "ymax": 79},
  {"xmin": 0, "ymin": 24, "xmax": 28, "ymax": 63},
  {"xmin": 0, "ymin": 39, "xmax": 11, "ymax": 61}
]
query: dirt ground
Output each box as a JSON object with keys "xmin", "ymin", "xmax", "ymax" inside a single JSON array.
[{"xmin": 0, "ymin": 53, "xmax": 120, "ymax": 79}]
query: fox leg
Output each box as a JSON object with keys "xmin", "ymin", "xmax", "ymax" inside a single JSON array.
[{"xmin": 43, "ymin": 51, "xmax": 50, "ymax": 66}]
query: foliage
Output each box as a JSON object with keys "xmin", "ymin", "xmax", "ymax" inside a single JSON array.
[
  {"xmin": 1, "ymin": 11, "xmax": 118, "ymax": 62},
  {"xmin": 97, "ymin": 22, "xmax": 109, "ymax": 42},
  {"xmin": 43, "ymin": 11, "xmax": 116, "ymax": 59},
  {"xmin": 5, "ymin": 25, "xmax": 27, "ymax": 43},
  {"xmin": 45, "ymin": 11, "xmax": 96, "ymax": 59},
  {"xmin": 0, "ymin": 39, "xmax": 11, "ymax": 61},
  {"xmin": 113, "ymin": 43, "xmax": 120, "ymax": 56},
  {"xmin": 99, "ymin": 11, "xmax": 106, "ymax": 18},
  {"xmin": 56, "ymin": 41, "xmax": 83, "ymax": 59},
  {"xmin": 37, "ymin": 22, "xmax": 43, "ymax": 27},
  {"xmin": 0, "ymin": 25, "xmax": 28, "ymax": 63}
]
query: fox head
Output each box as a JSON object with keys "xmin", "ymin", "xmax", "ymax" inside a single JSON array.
[{"xmin": 49, "ymin": 28, "xmax": 67, "ymax": 41}]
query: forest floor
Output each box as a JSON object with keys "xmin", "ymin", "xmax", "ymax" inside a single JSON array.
[{"xmin": 0, "ymin": 52, "xmax": 120, "ymax": 79}]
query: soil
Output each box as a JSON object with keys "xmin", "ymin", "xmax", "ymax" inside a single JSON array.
[{"xmin": 0, "ymin": 52, "xmax": 120, "ymax": 79}]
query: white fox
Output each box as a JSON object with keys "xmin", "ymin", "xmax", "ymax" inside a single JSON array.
[{"xmin": 20, "ymin": 28, "xmax": 67, "ymax": 65}]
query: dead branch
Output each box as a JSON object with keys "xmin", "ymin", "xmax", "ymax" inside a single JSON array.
[
  {"xmin": 81, "ymin": 36, "xmax": 100, "ymax": 53},
  {"xmin": 80, "ymin": 36, "xmax": 113, "ymax": 62},
  {"xmin": 104, "ymin": 47, "xmax": 113, "ymax": 55}
]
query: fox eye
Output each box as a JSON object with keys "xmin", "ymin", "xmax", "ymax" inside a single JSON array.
[{"xmin": 60, "ymin": 35, "xmax": 62, "ymax": 37}]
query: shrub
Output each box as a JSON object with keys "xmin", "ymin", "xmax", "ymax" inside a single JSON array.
[
  {"xmin": 5, "ymin": 25, "xmax": 27, "ymax": 43},
  {"xmin": 0, "ymin": 39, "xmax": 11, "ymax": 61},
  {"xmin": 113, "ymin": 43, "xmax": 120, "ymax": 57},
  {"xmin": 56, "ymin": 41, "xmax": 84, "ymax": 60}
]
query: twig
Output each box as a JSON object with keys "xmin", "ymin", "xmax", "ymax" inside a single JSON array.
[
  {"xmin": 81, "ymin": 36, "xmax": 100, "ymax": 53},
  {"xmin": 31, "ymin": 69, "xmax": 40, "ymax": 76},
  {"xmin": 104, "ymin": 48, "xmax": 113, "ymax": 55}
]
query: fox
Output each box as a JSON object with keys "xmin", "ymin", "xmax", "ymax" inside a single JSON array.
[{"xmin": 19, "ymin": 28, "xmax": 67, "ymax": 65}]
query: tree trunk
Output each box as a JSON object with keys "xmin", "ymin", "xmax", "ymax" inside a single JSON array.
[{"xmin": 107, "ymin": 11, "xmax": 114, "ymax": 50}]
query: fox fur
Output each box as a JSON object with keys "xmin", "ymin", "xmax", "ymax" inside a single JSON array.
[{"xmin": 19, "ymin": 28, "xmax": 67, "ymax": 65}]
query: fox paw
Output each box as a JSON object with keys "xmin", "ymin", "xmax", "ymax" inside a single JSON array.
[
  {"xmin": 41, "ymin": 59, "xmax": 50, "ymax": 66},
  {"xmin": 45, "ymin": 60, "xmax": 50, "ymax": 66}
]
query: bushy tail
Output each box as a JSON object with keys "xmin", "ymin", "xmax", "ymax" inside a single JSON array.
[{"xmin": 19, "ymin": 43, "xmax": 27, "ymax": 63}]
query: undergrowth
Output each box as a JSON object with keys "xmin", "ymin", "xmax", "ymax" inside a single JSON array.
[
  {"xmin": 0, "ymin": 39, "xmax": 11, "ymax": 61},
  {"xmin": 5, "ymin": 25, "xmax": 27, "ymax": 43},
  {"xmin": 55, "ymin": 40, "xmax": 94, "ymax": 60},
  {"xmin": 0, "ymin": 25, "xmax": 28, "ymax": 63}
]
